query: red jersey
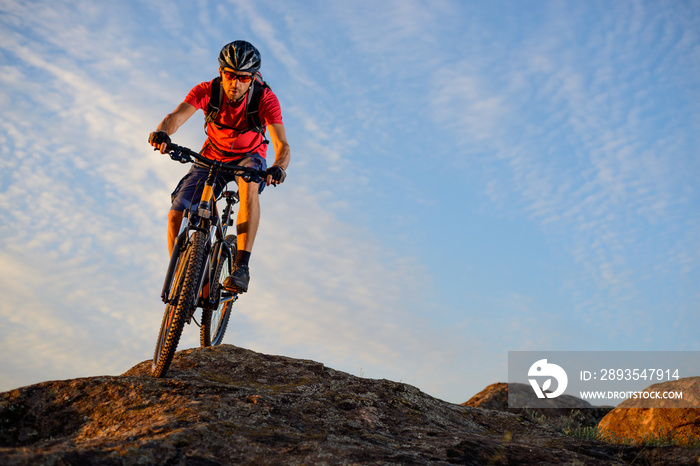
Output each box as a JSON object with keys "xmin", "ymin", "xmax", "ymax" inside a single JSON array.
[{"xmin": 184, "ymin": 78, "xmax": 283, "ymax": 160}]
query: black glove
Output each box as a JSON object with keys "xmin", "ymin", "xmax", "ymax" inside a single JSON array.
[
  {"xmin": 148, "ymin": 131, "xmax": 171, "ymax": 147},
  {"xmin": 266, "ymin": 166, "xmax": 286, "ymax": 184}
]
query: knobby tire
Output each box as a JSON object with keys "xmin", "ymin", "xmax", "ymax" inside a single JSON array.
[
  {"xmin": 201, "ymin": 235, "xmax": 236, "ymax": 347},
  {"xmin": 152, "ymin": 231, "xmax": 208, "ymax": 377}
]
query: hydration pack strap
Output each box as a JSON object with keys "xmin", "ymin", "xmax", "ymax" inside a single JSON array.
[
  {"xmin": 245, "ymin": 75, "xmax": 267, "ymax": 135},
  {"xmin": 204, "ymin": 76, "xmax": 223, "ymax": 126}
]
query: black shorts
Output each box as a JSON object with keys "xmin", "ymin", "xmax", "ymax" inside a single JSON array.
[{"xmin": 170, "ymin": 155, "xmax": 267, "ymax": 212}]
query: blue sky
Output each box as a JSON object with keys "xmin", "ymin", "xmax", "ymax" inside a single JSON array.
[{"xmin": 0, "ymin": 0, "xmax": 698, "ymax": 404}]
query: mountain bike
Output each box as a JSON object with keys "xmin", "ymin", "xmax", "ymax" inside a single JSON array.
[{"xmin": 152, "ymin": 142, "xmax": 267, "ymax": 378}]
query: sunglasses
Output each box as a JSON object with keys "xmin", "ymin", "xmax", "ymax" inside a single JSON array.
[{"xmin": 221, "ymin": 70, "xmax": 254, "ymax": 83}]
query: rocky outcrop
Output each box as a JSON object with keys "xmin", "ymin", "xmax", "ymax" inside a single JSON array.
[
  {"xmin": 598, "ymin": 377, "xmax": 700, "ymax": 445},
  {"xmin": 0, "ymin": 345, "xmax": 698, "ymax": 465},
  {"xmin": 464, "ymin": 382, "xmax": 613, "ymax": 428}
]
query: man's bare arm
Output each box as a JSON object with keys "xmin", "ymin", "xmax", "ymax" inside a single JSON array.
[
  {"xmin": 264, "ymin": 123, "xmax": 291, "ymax": 186},
  {"xmin": 267, "ymin": 123, "xmax": 290, "ymax": 170},
  {"xmin": 151, "ymin": 102, "xmax": 197, "ymax": 153}
]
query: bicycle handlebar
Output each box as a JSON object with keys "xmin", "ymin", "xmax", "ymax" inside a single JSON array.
[{"xmin": 162, "ymin": 142, "xmax": 268, "ymax": 178}]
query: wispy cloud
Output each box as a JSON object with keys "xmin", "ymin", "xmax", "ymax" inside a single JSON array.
[{"xmin": 429, "ymin": 1, "xmax": 700, "ymax": 335}]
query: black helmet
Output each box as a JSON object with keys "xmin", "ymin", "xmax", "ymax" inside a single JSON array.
[{"xmin": 218, "ymin": 40, "xmax": 261, "ymax": 73}]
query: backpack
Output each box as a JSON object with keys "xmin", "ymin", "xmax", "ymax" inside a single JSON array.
[{"xmin": 204, "ymin": 74, "xmax": 270, "ymax": 142}]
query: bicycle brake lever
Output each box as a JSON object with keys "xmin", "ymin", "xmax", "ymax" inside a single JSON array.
[{"xmin": 168, "ymin": 149, "xmax": 191, "ymax": 164}]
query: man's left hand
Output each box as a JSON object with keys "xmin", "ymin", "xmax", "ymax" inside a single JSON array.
[{"xmin": 265, "ymin": 166, "xmax": 286, "ymax": 186}]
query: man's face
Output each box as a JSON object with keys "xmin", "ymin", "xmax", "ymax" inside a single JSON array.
[{"xmin": 220, "ymin": 67, "xmax": 254, "ymax": 102}]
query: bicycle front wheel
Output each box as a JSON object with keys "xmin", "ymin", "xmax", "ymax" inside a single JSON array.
[
  {"xmin": 152, "ymin": 230, "xmax": 208, "ymax": 377},
  {"xmin": 201, "ymin": 235, "xmax": 236, "ymax": 347}
]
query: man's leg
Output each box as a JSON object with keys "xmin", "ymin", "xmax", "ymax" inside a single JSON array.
[
  {"xmin": 168, "ymin": 165, "xmax": 207, "ymax": 255},
  {"xmin": 236, "ymin": 176, "xmax": 260, "ymax": 253},
  {"xmin": 222, "ymin": 177, "xmax": 260, "ymax": 293},
  {"xmin": 167, "ymin": 209, "xmax": 183, "ymax": 255}
]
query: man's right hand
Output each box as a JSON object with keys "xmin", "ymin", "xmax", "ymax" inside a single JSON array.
[{"xmin": 148, "ymin": 131, "xmax": 171, "ymax": 153}]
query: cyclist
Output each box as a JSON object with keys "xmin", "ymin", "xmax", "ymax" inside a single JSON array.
[{"xmin": 149, "ymin": 40, "xmax": 290, "ymax": 294}]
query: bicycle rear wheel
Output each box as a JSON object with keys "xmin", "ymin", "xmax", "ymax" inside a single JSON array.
[
  {"xmin": 201, "ymin": 235, "xmax": 236, "ymax": 347},
  {"xmin": 152, "ymin": 231, "xmax": 208, "ymax": 377}
]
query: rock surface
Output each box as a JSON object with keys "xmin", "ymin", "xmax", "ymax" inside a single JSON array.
[
  {"xmin": 464, "ymin": 382, "xmax": 613, "ymax": 428},
  {"xmin": 598, "ymin": 377, "xmax": 700, "ymax": 445},
  {"xmin": 0, "ymin": 345, "xmax": 697, "ymax": 465}
]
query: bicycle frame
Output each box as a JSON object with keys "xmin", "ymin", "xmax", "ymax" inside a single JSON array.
[{"xmin": 159, "ymin": 144, "xmax": 266, "ymax": 312}]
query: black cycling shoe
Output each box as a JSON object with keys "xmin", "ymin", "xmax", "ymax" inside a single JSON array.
[{"xmin": 222, "ymin": 264, "xmax": 250, "ymax": 293}]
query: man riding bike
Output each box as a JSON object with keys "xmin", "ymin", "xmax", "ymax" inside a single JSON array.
[{"xmin": 149, "ymin": 40, "xmax": 290, "ymax": 294}]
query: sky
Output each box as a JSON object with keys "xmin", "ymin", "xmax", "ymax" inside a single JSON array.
[{"xmin": 0, "ymin": 0, "xmax": 698, "ymax": 404}]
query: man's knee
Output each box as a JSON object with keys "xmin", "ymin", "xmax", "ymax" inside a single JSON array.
[
  {"xmin": 168, "ymin": 209, "xmax": 184, "ymax": 236},
  {"xmin": 167, "ymin": 209, "xmax": 184, "ymax": 254},
  {"xmin": 168, "ymin": 209, "xmax": 183, "ymax": 225}
]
